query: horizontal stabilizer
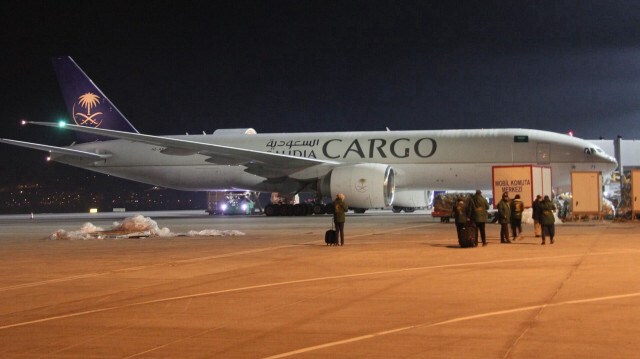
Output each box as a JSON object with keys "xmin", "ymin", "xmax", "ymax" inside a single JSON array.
[{"xmin": 0, "ymin": 138, "xmax": 111, "ymax": 161}]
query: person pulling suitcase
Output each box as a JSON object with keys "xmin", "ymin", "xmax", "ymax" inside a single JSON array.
[
  {"xmin": 452, "ymin": 198, "xmax": 474, "ymax": 247},
  {"xmin": 333, "ymin": 193, "xmax": 348, "ymax": 246}
]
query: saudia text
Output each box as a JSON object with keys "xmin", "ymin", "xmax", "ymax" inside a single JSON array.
[{"xmin": 266, "ymin": 138, "xmax": 437, "ymax": 159}]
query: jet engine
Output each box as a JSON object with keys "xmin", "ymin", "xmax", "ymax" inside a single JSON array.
[
  {"xmin": 393, "ymin": 189, "xmax": 433, "ymax": 208},
  {"xmin": 318, "ymin": 164, "xmax": 395, "ymax": 208}
]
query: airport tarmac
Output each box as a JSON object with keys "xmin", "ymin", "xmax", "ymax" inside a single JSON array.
[{"xmin": 0, "ymin": 210, "xmax": 639, "ymax": 358}]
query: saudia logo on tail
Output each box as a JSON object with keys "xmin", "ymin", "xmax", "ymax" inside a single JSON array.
[{"xmin": 72, "ymin": 92, "xmax": 103, "ymax": 128}]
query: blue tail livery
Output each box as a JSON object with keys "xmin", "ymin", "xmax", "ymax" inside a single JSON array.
[{"xmin": 51, "ymin": 56, "xmax": 138, "ymax": 142}]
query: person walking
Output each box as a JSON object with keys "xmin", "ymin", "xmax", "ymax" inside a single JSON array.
[
  {"xmin": 497, "ymin": 192, "xmax": 511, "ymax": 243},
  {"xmin": 333, "ymin": 193, "xmax": 348, "ymax": 246},
  {"xmin": 510, "ymin": 194, "xmax": 524, "ymax": 240},
  {"xmin": 470, "ymin": 190, "xmax": 489, "ymax": 246},
  {"xmin": 540, "ymin": 195, "xmax": 556, "ymax": 245},
  {"xmin": 532, "ymin": 195, "xmax": 543, "ymax": 237}
]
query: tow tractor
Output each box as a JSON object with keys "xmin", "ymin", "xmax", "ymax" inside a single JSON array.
[{"xmin": 206, "ymin": 191, "xmax": 256, "ymax": 215}]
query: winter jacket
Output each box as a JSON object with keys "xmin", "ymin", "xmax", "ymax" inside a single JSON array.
[
  {"xmin": 497, "ymin": 199, "xmax": 511, "ymax": 224},
  {"xmin": 452, "ymin": 202, "xmax": 471, "ymax": 224},
  {"xmin": 470, "ymin": 194, "xmax": 489, "ymax": 223},
  {"xmin": 333, "ymin": 198, "xmax": 348, "ymax": 223},
  {"xmin": 540, "ymin": 199, "xmax": 556, "ymax": 225},
  {"xmin": 510, "ymin": 199, "xmax": 524, "ymax": 220}
]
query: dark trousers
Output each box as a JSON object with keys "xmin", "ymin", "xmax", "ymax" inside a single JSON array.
[
  {"xmin": 542, "ymin": 224, "xmax": 555, "ymax": 242},
  {"xmin": 474, "ymin": 222, "xmax": 486, "ymax": 244},
  {"xmin": 335, "ymin": 221, "xmax": 345, "ymax": 245},
  {"xmin": 455, "ymin": 223, "xmax": 465, "ymax": 241},
  {"xmin": 510, "ymin": 218, "xmax": 522, "ymax": 239},
  {"xmin": 500, "ymin": 223, "xmax": 510, "ymax": 242}
]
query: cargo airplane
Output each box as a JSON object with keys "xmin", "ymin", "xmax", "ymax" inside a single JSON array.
[{"xmin": 0, "ymin": 57, "xmax": 617, "ymax": 214}]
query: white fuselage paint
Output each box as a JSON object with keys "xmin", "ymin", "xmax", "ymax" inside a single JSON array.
[{"xmin": 54, "ymin": 128, "xmax": 617, "ymax": 194}]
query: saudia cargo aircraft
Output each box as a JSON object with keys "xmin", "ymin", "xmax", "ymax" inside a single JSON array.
[{"xmin": 0, "ymin": 57, "xmax": 617, "ymax": 214}]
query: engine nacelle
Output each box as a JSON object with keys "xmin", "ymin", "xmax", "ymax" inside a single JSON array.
[
  {"xmin": 318, "ymin": 164, "xmax": 395, "ymax": 208},
  {"xmin": 393, "ymin": 189, "xmax": 433, "ymax": 208}
]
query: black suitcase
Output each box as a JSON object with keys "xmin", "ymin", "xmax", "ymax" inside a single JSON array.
[
  {"xmin": 325, "ymin": 229, "xmax": 338, "ymax": 246},
  {"xmin": 459, "ymin": 223, "xmax": 478, "ymax": 248}
]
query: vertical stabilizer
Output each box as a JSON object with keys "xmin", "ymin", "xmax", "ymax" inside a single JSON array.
[{"xmin": 52, "ymin": 57, "xmax": 138, "ymax": 142}]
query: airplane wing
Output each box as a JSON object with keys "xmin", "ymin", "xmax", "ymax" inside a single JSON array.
[
  {"xmin": 0, "ymin": 138, "xmax": 111, "ymax": 161},
  {"xmin": 26, "ymin": 122, "xmax": 340, "ymax": 178}
]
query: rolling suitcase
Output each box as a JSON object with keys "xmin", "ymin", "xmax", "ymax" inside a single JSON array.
[
  {"xmin": 325, "ymin": 222, "xmax": 339, "ymax": 246},
  {"xmin": 459, "ymin": 222, "xmax": 478, "ymax": 248}
]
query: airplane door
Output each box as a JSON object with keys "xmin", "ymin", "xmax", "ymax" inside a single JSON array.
[{"xmin": 537, "ymin": 143, "xmax": 550, "ymax": 164}]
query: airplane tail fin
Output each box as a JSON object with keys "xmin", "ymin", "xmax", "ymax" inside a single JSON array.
[{"xmin": 51, "ymin": 56, "xmax": 138, "ymax": 142}]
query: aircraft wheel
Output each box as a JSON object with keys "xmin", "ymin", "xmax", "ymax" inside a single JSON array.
[
  {"xmin": 304, "ymin": 203, "xmax": 314, "ymax": 215},
  {"xmin": 264, "ymin": 204, "xmax": 279, "ymax": 216},
  {"xmin": 392, "ymin": 206, "xmax": 403, "ymax": 213},
  {"xmin": 293, "ymin": 204, "xmax": 305, "ymax": 216},
  {"xmin": 281, "ymin": 204, "xmax": 294, "ymax": 216},
  {"xmin": 404, "ymin": 207, "xmax": 416, "ymax": 213},
  {"xmin": 312, "ymin": 203, "xmax": 325, "ymax": 215},
  {"xmin": 324, "ymin": 203, "xmax": 335, "ymax": 215},
  {"xmin": 353, "ymin": 208, "xmax": 366, "ymax": 214}
]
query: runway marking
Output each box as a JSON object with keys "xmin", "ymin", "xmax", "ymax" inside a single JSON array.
[
  {"xmin": 0, "ymin": 250, "xmax": 636, "ymax": 331},
  {"xmin": 347, "ymin": 223, "xmax": 437, "ymax": 238},
  {"xmin": 0, "ymin": 246, "xmax": 299, "ymax": 292},
  {"xmin": 502, "ymin": 233, "xmax": 600, "ymax": 359},
  {"xmin": 0, "ymin": 223, "xmax": 436, "ymax": 293},
  {"xmin": 262, "ymin": 291, "xmax": 640, "ymax": 359}
]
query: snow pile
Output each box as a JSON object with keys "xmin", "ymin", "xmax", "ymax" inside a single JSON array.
[
  {"xmin": 49, "ymin": 222, "xmax": 106, "ymax": 240},
  {"xmin": 48, "ymin": 214, "xmax": 245, "ymax": 240},
  {"xmin": 186, "ymin": 229, "xmax": 245, "ymax": 237},
  {"xmin": 112, "ymin": 215, "xmax": 172, "ymax": 237}
]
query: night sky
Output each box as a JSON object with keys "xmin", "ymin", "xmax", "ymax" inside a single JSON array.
[{"xmin": 2, "ymin": 1, "xmax": 640, "ymax": 185}]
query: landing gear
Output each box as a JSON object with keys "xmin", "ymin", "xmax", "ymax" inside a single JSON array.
[
  {"xmin": 312, "ymin": 203, "xmax": 325, "ymax": 215},
  {"xmin": 392, "ymin": 206, "xmax": 416, "ymax": 213},
  {"xmin": 264, "ymin": 203, "xmax": 279, "ymax": 216},
  {"xmin": 263, "ymin": 193, "xmax": 340, "ymax": 216},
  {"xmin": 324, "ymin": 203, "xmax": 335, "ymax": 215},
  {"xmin": 293, "ymin": 203, "xmax": 306, "ymax": 216}
]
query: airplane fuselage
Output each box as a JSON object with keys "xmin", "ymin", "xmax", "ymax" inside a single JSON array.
[
  {"xmin": 1, "ymin": 58, "xmax": 620, "ymax": 210},
  {"xmin": 54, "ymin": 128, "xmax": 617, "ymax": 195}
]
